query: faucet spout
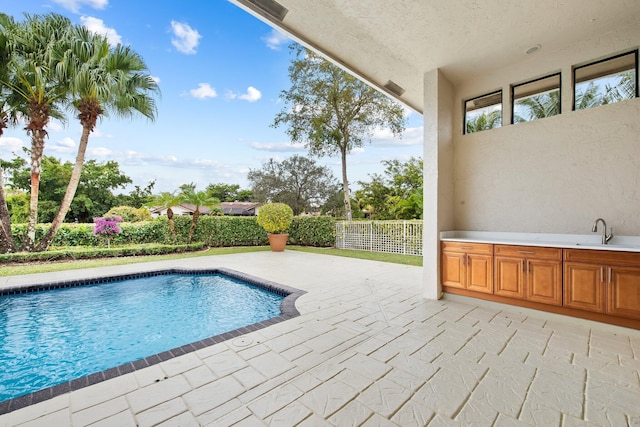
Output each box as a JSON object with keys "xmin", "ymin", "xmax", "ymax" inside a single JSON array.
[{"xmin": 592, "ymin": 218, "xmax": 613, "ymax": 245}]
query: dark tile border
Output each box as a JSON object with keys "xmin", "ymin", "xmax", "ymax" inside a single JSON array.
[{"xmin": 0, "ymin": 268, "xmax": 306, "ymax": 415}]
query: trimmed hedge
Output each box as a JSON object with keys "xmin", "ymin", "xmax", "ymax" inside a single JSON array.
[
  {"xmin": 288, "ymin": 216, "xmax": 335, "ymax": 247},
  {"xmin": 8, "ymin": 215, "xmax": 336, "ymax": 249},
  {"xmin": 0, "ymin": 243, "xmax": 204, "ymax": 263}
]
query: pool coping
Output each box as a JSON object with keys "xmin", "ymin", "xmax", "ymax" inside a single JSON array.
[{"xmin": 0, "ymin": 267, "xmax": 306, "ymax": 415}]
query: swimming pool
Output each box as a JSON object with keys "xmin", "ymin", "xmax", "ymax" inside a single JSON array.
[{"xmin": 0, "ymin": 268, "xmax": 304, "ymax": 412}]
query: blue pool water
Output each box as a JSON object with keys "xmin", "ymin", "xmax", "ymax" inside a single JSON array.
[{"xmin": 0, "ymin": 273, "xmax": 284, "ymax": 402}]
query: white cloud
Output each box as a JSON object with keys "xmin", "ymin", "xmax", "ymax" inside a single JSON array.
[
  {"xmin": 151, "ymin": 76, "xmax": 161, "ymax": 84},
  {"xmin": 80, "ymin": 16, "xmax": 121, "ymax": 46},
  {"xmin": 47, "ymin": 120, "xmax": 64, "ymax": 132},
  {"xmin": 170, "ymin": 21, "xmax": 201, "ymax": 55},
  {"xmin": 188, "ymin": 83, "xmax": 217, "ymax": 99},
  {"xmin": 227, "ymin": 86, "xmax": 262, "ymax": 103},
  {"xmin": 48, "ymin": 137, "xmax": 76, "ymax": 153},
  {"xmin": 239, "ymin": 87, "xmax": 262, "ymax": 102},
  {"xmin": 90, "ymin": 128, "xmax": 112, "ymax": 138},
  {"xmin": 52, "ymin": 0, "xmax": 108, "ymax": 13},
  {"xmin": 89, "ymin": 147, "xmax": 113, "ymax": 157},
  {"xmin": 262, "ymin": 29, "xmax": 290, "ymax": 50},
  {"xmin": 370, "ymin": 126, "xmax": 423, "ymax": 147},
  {"xmin": 0, "ymin": 137, "xmax": 24, "ymax": 153},
  {"xmin": 250, "ymin": 141, "xmax": 306, "ymax": 152}
]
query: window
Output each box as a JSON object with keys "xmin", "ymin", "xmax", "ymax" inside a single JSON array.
[
  {"xmin": 512, "ymin": 73, "xmax": 560, "ymax": 123},
  {"xmin": 464, "ymin": 91, "xmax": 502, "ymax": 134},
  {"xmin": 574, "ymin": 50, "xmax": 638, "ymax": 110}
]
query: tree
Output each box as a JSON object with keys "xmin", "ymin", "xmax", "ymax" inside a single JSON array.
[
  {"xmin": 248, "ymin": 155, "xmax": 339, "ymax": 215},
  {"xmin": 514, "ymin": 91, "xmax": 560, "ymax": 123},
  {"xmin": 180, "ymin": 189, "xmax": 219, "ymax": 244},
  {"xmin": 273, "ymin": 45, "xmax": 406, "ymax": 220},
  {"xmin": 0, "ymin": 14, "xmax": 17, "ymax": 252},
  {"xmin": 36, "ymin": 26, "xmax": 159, "ymax": 251},
  {"xmin": 205, "ymin": 183, "xmax": 252, "ymax": 202},
  {"xmin": 152, "ymin": 191, "xmax": 181, "ymax": 244},
  {"xmin": 8, "ymin": 156, "xmax": 132, "ymax": 223},
  {"xmin": 465, "ymin": 109, "xmax": 502, "ymax": 133},
  {"xmin": 356, "ymin": 157, "xmax": 423, "ymax": 220},
  {"xmin": 113, "ymin": 180, "xmax": 156, "ymax": 208},
  {"xmin": 2, "ymin": 13, "xmax": 73, "ymax": 250}
]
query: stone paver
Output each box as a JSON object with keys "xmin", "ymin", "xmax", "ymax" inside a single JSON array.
[{"xmin": 1, "ymin": 251, "xmax": 640, "ymax": 426}]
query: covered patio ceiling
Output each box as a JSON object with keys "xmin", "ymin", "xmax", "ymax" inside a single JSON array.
[{"xmin": 232, "ymin": 0, "xmax": 640, "ymax": 112}]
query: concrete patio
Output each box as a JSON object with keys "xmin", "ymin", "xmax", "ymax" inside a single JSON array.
[{"xmin": 1, "ymin": 250, "xmax": 639, "ymax": 426}]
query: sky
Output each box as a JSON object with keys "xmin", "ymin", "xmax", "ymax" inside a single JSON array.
[{"xmin": 0, "ymin": 0, "xmax": 424, "ymax": 195}]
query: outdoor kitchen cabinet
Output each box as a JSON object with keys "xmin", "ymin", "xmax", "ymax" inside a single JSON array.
[
  {"xmin": 441, "ymin": 242, "xmax": 493, "ymax": 294},
  {"xmin": 494, "ymin": 245, "xmax": 563, "ymax": 306},
  {"xmin": 564, "ymin": 249, "xmax": 640, "ymax": 319}
]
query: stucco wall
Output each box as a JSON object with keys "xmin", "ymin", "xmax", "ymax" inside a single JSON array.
[{"xmin": 452, "ymin": 96, "xmax": 640, "ymax": 235}]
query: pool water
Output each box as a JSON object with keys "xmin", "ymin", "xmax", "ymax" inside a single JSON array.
[{"xmin": 0, "ymin": 273, "xmax": 284, "ymax": 402}]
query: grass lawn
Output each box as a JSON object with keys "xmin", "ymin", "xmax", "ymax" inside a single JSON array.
[{"xmin": 0, "ymin": 245, "xmax": 421, "ymax": 277}]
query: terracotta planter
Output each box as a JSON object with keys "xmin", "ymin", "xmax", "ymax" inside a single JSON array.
[{"xmin": 267, "ymin": 233, "xmax": 289, "ymax": 252}]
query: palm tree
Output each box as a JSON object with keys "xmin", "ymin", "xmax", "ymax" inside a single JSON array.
[
  {"xmin": 2, "ymin": 13, "xmax": 72, "ymax": 251},
  {"xmin": 0, "ymin": 14, "xmax": 18, "ymax": 252},
  {"xmin": 180, "ymin": 190, "xmax": 219, "ymax": 244},
  {"xmin": 465, "ymin": 109, "xmax": 502, "ymax": 134},
  {"xmin": 36, "ymin": 26, "xmax": 159, "ymax": 251},
  {"xmin": 513, "ymin": 91, "xmax": 560, "ymax": 123},
  {"xmin": 153, "ymin": 191, "xmax": 182, "ymax": 244}
]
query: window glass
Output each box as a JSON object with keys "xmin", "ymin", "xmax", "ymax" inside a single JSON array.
[
  {"xmin": 512, "ymin": 73, "xmax": 560, "ymax": 123},
  {"xmin": 574, "ymin": 51, "xmax": 637, "ymax": 110},
  {"xmin": 464, "ymin": 91, "xmax": 502, "ymax": 134}
]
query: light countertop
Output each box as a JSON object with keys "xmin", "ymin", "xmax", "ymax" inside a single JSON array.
[{"xmin": 440, "ymin": 231, "xmax": 640, "ymax": 253}]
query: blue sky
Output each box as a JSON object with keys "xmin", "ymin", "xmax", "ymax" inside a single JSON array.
[{"xmin": 0, "ymin": 0, "xmax": 423, "ymax": 194}]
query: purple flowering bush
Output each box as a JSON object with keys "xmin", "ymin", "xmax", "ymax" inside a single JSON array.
[{"xmin": 93, "ymin": 215, "xmax": 123, "ymax": 248}]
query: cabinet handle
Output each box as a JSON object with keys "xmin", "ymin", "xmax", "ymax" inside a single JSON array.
[
  {"xmin": 607, "ymin": 267, "xmax": 611, "ymax": 284},
  {"xmin": 518, "ymin": 250, "xmax": 535, "ymax": 254}
]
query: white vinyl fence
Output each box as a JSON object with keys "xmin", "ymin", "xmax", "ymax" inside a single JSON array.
[{"xmin": 335, "ymin": 221, "xmax": 423, "ymax": 256}]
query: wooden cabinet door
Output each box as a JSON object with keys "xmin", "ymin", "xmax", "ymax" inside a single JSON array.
[
  {"xmin": 607, "ymin": 266, "xmax": 640, "ymax": 319},
  {"xmin": 442, "ymin": 251, "xmax": 465, "ymax": 289},
  {"xmin": 494, "ymin": 256, "xmax": 525, "ymax": 298},
  {"xmin": 563, "ymin": 262, "xmax": 605, "ymax": 312},
  {"xmin": 466, "ymin": 254, "xmax": 493, "ymax": 294},
  {"xmin": 526, "ymin": 259, "xmax": 562, "ymax": 306}
]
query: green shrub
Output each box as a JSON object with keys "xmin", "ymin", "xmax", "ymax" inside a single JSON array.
[
  {"xmin": 0, "ymin": 243, "xmax": 204, "ymax": 263},
  {"xmin": 104, "ymin": 206, "xmax": 152, "ymax": 222},
  {"xmin": 8, "ymin": 215, "xmax": 335, "ymax": 249},
  {"xmin": 288, "ymin": 216, "xmax": 335, "ymax": 247},
  {"xmin": 195, "ymin": 216, "xmax": 268, "ymax": 246},
  {"xmin": 257, "ymin": 203, "xmax": 294, "ymax": 234}
]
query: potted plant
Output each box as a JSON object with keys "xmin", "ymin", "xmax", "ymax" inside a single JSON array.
[{"xmin": 257, "ymin": 202, "xmax": 294, "ymax": 252}]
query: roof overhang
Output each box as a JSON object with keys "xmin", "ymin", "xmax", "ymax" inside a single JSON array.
[{"xmin": 231, "ymin": 0, "xmax": 640, "ymax": 113}]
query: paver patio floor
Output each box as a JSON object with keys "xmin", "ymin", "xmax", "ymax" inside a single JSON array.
[{"xmin": 1, "ymin": 251, "xmax": 639, "ymax": 426}]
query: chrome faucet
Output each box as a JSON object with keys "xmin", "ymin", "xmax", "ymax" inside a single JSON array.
[{"xmin": 592, "ymin": 218, "xmax": 613, "ymax": 245}]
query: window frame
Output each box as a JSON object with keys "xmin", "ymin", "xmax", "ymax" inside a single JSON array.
[
  {"xmin": 572, "ymin": 50, "xmax": 639, "ymax": 111},
  {"xmin": 463, "ymin": 90, "xmax": 503, "ymax": 135},
  {"xmin": 511, "ymin": 72, "xmax": 561, "ymax": 124}
]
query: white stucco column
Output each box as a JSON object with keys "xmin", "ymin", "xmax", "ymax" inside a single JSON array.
[{"xmin": 423, "ymin": 69, "xmax": 454, "ymax": 300}]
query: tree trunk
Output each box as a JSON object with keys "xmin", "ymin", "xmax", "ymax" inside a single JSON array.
[
  {"xmin": 187, "ymin": 210, "xmax": 200, "ymax": 244},
  {"xmin": 167, "ymin": 208, "xmax": 176, "ymax": 244},
  {"xmin": 22, "ymin": 129, "xmax": 47, "ymax": 251},
  {"xmin": 36, "ymin": 125, "xmax": 91, "ymax": 251},
  {"xmin": 341, "ymin": 148, "xmax": 352, "ymax": 220},
  {"xmin": 0, "ymin": 165, "xmax": 16, "ymax": 253}
]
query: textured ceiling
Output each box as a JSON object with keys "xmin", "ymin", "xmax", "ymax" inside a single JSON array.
[{"xmin": 232, "ymin": 0, "xmax": 640, "ymax": 112}]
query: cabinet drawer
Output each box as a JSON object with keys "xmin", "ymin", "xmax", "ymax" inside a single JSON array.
[
  {"xmin": 494, "ymin": 245, "xmax": 561, "ymax": 260},
  {"xmin": 441, "ymin": 242, "xmax": 493, "ymax": 255},
  {"xmin": 564, "ymin": 249, "xmax": 640, "ymax": 266}
]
